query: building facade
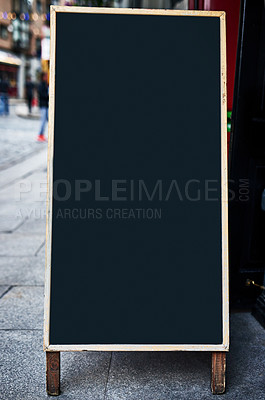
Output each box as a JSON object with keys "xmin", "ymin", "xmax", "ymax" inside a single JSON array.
[{"xmin": 0, "ymin": 0, "xmax": 55, "ymax": 98}]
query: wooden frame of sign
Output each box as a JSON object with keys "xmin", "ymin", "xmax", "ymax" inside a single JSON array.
[{"xmin": 44, "ymin": 6, "xmax": 228, "ymax": 396}]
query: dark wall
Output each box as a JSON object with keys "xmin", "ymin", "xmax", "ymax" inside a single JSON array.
[{"xmin": 229, "ymin": 0, "xmax": 265, "ymax": 306}]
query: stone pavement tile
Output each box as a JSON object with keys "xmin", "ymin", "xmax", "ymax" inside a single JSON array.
[
  {"xmin": 0, "ymin": 256, "xmax": 44, "ymax": 286},
  {"xmin": 105, "ymin": 313, "xmax": 265, "ymax": 400},
  {"xmin": 0, "ymin": 108, "xmax": 45, "ymax": 173},
  {"xmin": 0, "ymin": 330, "xmax": 110, "ymax": 400},
  {"xmin": 0, "ymin": 314, "xmax": 264, "ymax": 399},
  {"xmin": 37, "ymin": 243, "xmax": 46, "ymax": 258},
  {"xmin": 230, "ymin": 312, "xmax": 265, "ymax": 345},
  {"xmin": 35, "ymin": 241, "xmax": 45, "ymax": 257},
  {"xmin": 105, "ymin": 351, "xmax": 211, "ymax": 400},
  {"xmin": 17, "ymin": 217, "xmax": 46, "ymax": 235},
  {"xmin": 0, "ymin": 285, "xmax": 10, "ymax": 298},
  {"xmin": 0, "ymin": 286, "xmax": 43, "ymax": 329},
  {"xmin": 0, "ymin": 331, "xmax": 46, "ymax": 400},
  {"xmin": 0, "ymin": 233, "xmax": 44, "ymax": 256},
  {"xmin": 0, "ymin": 170, "xmax": 46, "ymax": 221},
  {"xmin": 0, "ymin": 170, "xmax": 46, "ymax": 200},
  {"xmin": 0, "ymin": 216, "xmax": 24, "ymax": 233},
  {"xmin": 225, "ymin": 339, "xmax": 265, "ymax": 400},
  {"xmin": 0, "ymin": 201, "xmax": 46, "ymax": 226},
  {"xmin": 60, "ymin": 351, "xmax": 111, "ymax": 399},
  {"xmin": 16, "ymin": 171, "xmax": 47, "ymax": 207}
]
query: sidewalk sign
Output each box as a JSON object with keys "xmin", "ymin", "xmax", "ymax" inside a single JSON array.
[{"xmin": 44, "ymin": 7, "xmax": 228, "ymax": 395}]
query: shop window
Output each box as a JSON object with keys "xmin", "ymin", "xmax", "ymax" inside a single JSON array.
[
  {"xmin": 13, "ymin": 0, "xmax": 31, "ymax": 13},
  {"xmin": 21, "ymin": 0, "xmax": 31, "ymax": 13},
  {"xmin": 0, "ymin": 25, "xmax": 8, "ymax": 40},
  {"xmin": 37, "ymin": 0, "xmax": 42, "ymax": 13},
  {"xmin": 36, "ymin": 37, "xmax": 41, "ymax": 58},
  {"xmin": 12, "ymin": 19, "xmax": 30, "ymax": 49},
  {"xmin": 12, "ymin": 0, "xmax": 20, "ymax": 13}
]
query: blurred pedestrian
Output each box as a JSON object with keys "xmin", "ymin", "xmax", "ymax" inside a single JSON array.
[
  {"xmin": 37, "ymin": 72, "xmax": 49, "ymax": 142},
  {"xmin": 25, "ymin": 76, "xmax": 34, "ymax": 114},
  {"xmin": 0, "ymin": 74, "xmax": 10, "ymax": 116}
]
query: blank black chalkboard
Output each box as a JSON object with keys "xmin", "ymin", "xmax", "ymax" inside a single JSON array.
[{"xmin": 44, "ymin": 8, "xmax": 228, "ymax": 351}]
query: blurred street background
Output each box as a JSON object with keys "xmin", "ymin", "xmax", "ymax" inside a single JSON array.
[{"xmin": 1, "ymin": 0, "xmax": 265, "ymax": 399}]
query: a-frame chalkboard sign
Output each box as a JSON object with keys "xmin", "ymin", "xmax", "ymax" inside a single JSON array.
[{"xmin": 44, "ymin": 6, "xmax": 228, "ymax": 395}]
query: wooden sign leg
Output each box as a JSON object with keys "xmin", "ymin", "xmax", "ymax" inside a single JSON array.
[
  {"xmin": 211, "ymin": 352, "xmax": 226, "ymax": 394},
  {"xmin": 46, "ymin": 351, "xmax": 60, "ymax": 396}
]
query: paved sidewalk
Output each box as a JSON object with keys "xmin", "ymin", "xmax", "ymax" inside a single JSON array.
[
  {"xmin": 0, "ymin": 103, "xmax": 46, "ymax": 171},
  {"xmin": 1, "ymin": 150, "xmax": 265, "ymax": 399},
  {"xmin": 15, "ymin": 103, "xmax": 41, "ymax": 120}
]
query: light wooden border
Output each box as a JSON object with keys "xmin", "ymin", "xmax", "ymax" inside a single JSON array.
[{"xmin": 44, "ymin": 7, "xmax": 228, "ymax": 352}]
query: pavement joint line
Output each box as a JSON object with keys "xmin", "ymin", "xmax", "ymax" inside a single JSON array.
[
  {"xmin": 0, "ymin": 253, "xmax": 43, "ymax": 257},
  {"xmin": 0, "ymin": 232, "xmax": 45, "ymax": 236},
  {"xmin": 0, "ymin": 146, "xmax": 45, "ymax": 173},
  {"xmin": 0, "ymin": 285, "xmax": 44, "ymax": 298},
  {"xmin": 0, "ymin": 285, "xmax": 13, "ymax": 299},
  {"xmin": 1, "ymin": 285, "xmax": 44, "ymax": 287},
  {"xmin": 0, "ymin": 255, "xmax": 44, "ymax": 258},
  {"xmin": 0, "ymin": 217, "xmax": 28, "ymax": 234},
  {"xmin": 0, "ymin": 169, "xmax": 41, "ymax": 191},
  {"xmin": 34, "ymin": 240, "xmax": 46, "ymax": 257},
  {"xmin": 0, "ymin": 328, "xmax": 42, "ymax": 331},
  {"xmin": 0, "ymin": 146, "xmax": 47, "ymax": 190},
  {"xmin": 103, "ymin": 352, "xmax": 113, "ymax": 400},
  {"xmin": 12, "ymin": 217, "xmax": 28, "ymax": 233}
]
